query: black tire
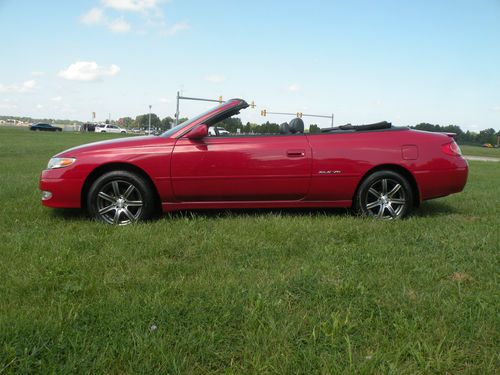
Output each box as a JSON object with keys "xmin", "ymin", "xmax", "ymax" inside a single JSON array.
[
  {"xmin": 87, "ymin": 170, "xmax": 157, "ymax": 225},
  {"xmin": 355, "ymin": 170, "xmax": 413, "ymax": 220}
]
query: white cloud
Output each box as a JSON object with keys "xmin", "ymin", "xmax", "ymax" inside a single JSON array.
[
  {"xmin": 80, "ymin": 1, "xmax": 187, "ymax": 37},
  {"xmin": 36, "ymin": 104, "xmax": 43, "ymax": 109},
  {"xmin": 287, "ymin": 83, "xmax": 300, "ymax": 92},
  {"xmin": 80, "ymin": 7, "xmax": 105, "ymax": 25},
  {"xmin": 58, "ymin": 61, "xmax": 120, "ymax": 81},
  {"xmin": 492, "ymin": 105, "xmax": 500, "ymax": 112},
  {"xmin": 0, "ymin": 80, "xmax": 37, "ymax": 93},
  {"xmin": 31, "ymin": 71, "xmax": 45, "ymax": 77},
  {"xmin": 205, "ymin": 74, "xmax": 225, "ymax": 83},
  {"xmin": 80, "ymin": 8, "xmax": 131, "ymax": 33},
  {"xmin": 159, "ymin": 97, "xmax": 171, "ymax": 103},
  {"xmin": 162, "ymin": 21, "xmax": 189, "ymax": 36},
  {"xmin": 102, "ymin": 0, "xmax": 164, "ymax": 12},
  {"xmin": 108, "ymin": 17, "xmax": 131, "ymax": 32},
  {"xmin": 51, "ymin": 96, "xmax": 63, "ymax": 102}
]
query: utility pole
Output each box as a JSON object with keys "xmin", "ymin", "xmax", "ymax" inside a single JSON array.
[
  {"xmin": 148, "ymin": 105, "xmax": 152, "ymax": 135},
  {"xmin": 175, "ymin": 92, "xmax": 226, "ymax": 127},
  {"xmin": 175, "ymin": 91, "xmax": 180, "ymax": 127}
]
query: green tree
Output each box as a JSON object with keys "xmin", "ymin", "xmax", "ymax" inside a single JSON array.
[
  {"xmin": 118, "ymin": 117, "xmax": 134, "ymax": 129},
  {"xmin": 478, "ymin": 128, "xmax": 496, "ymax": 144},
  {"xmin": 309, "ymin": 124, "xmax": 321, "ymax": 133},
  {"xmin": 134, "ymin": 114, "xmax": 161, "ymax": 130},
  {"xmin": 160, "ymin": 116, "xmax": 175, "ymax": 131}
]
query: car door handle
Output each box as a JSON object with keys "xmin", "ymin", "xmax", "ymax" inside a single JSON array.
[{"xmin": 287, "ymin": 149, "xmax": 305, "ymax": 157}]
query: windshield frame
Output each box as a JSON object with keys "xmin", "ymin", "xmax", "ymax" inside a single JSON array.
[{"xmin": 161, "ymin": 99, "xmax": 248, "ymax": 138}]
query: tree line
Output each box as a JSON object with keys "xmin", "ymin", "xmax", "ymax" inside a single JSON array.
[
  {"xmin": 2, "ymin": 113, "xmax": 498, "ymax": 145},
  {"xmin": 118, "ymin": 115, "xmax": 498, "ymax": 145},
  {"xmin": 412, "ymin": 123, "xmax": 499, "ymax": 145}
]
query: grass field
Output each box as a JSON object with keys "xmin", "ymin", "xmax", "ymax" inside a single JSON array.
[
  {"xmin": 0, "ymin": 127, "xmax": 499, "ymax": 374},
  {"xmin": 460, "ymin": 144, "xmax": 500, "ymax": 158}
]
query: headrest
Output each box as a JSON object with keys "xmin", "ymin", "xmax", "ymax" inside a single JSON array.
[
  {"xmin": 289, "ymin": 118, "xmax": 304, "ymax": 134},
  {"xmin": 279, "ymin": 122, "xmax": 290, "ymax": 134}
]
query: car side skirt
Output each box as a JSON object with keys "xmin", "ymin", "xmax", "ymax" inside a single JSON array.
[{"xmin": 162, "ymin": 200, "xmax": 352, "ymax": 212}]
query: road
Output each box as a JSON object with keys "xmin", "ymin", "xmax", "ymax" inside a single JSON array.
[{"xmin": 464, "ymin": 155, "xmax": 500, "ymax": 162}]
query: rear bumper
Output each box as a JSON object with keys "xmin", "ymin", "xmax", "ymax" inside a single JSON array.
[
  {"xmin": 39, "ymin": 171, "xmax": 84, "ymax": 208},
  {"xmin": 414, "ymin": 160, "xmax": 468, "ymax": 201}
]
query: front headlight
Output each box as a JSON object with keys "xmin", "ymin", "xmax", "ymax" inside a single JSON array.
[{"xmin": 47, "ymin": 157, "xmax": 76, "ymax": 169}]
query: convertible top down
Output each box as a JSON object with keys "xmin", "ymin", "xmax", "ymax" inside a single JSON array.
[{"xmin": 40, "ymin": 99, "xmax": 468, "ymax": 224}]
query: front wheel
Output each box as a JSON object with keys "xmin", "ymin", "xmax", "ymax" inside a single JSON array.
[
  {"xmin": 355, "ymin": 170, "xmax": 413, "ymax": 220},
  {"xmin": 87, "ymin": 170, "xmax": 157, "ymax": 225}
]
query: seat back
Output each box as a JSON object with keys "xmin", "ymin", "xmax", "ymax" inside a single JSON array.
[
  {"xmin": 289, "ymin": 118, "xmax": 304, "ymax": 134},
  {"xmin": 279, "ymin": 122, "xmax": 291, "ymax": 135}
]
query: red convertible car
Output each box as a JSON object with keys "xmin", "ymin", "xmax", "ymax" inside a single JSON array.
[{"xmin": 40, "ymin": 99, "xmax": 468, "ymax": 225}]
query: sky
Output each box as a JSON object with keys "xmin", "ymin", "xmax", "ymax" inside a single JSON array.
[{"xmin": 0, "ymin": 0, "xmax": 499, "ymax": 130}]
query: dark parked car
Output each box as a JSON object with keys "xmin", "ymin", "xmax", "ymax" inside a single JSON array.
[{"xmin": 30, "ymin": 123, "xmax": 62, "ymax": 132}]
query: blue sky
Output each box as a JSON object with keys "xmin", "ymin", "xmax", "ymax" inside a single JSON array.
[{"xmin": 0, "ymin": 0, "xmax": 499, "ymax": 130}]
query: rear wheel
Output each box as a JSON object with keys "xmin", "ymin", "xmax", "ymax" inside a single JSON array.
[
  {"xmin": 87, "ymin": 170, "xmax": 157, "ymax": 225},
  {"xmin": 356, "ymin": 170, "xmax": 413, "ymax": 220}
]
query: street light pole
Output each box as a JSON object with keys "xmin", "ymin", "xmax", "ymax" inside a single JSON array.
[
  {"xmin": 148, "ymin": 105, "xmax": 152, "ymax": 135},
  {"xmin": 175, "ymin": 91, "xmax": 180, "ymax": 127}
]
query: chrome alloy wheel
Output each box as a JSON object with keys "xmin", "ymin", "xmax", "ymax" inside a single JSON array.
[
  {"xmin": 364, "ymin": 178, "xmax": 407, "ymax": 220},
  {"xmin": 96, "ymin": 180, "xmax": 143, "ymax": 225}
]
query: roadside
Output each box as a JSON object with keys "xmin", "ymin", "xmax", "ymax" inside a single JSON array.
[{"xmin": 464, "ymin": 155, "xmax": 500, "ymax": 162}]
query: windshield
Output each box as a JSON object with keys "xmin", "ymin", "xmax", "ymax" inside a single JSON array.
[{"xmin": 161, "ymin": 102, "xmax": 228, "ymax": 137}]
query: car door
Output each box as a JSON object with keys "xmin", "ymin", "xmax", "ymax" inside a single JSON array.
[{"xmin": 171, "ymin": 134, "xmax": 312, "ymax": 202}]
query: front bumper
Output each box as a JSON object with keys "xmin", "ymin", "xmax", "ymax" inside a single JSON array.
[{"xmin": 39, "ymin": 170, "xmax": 84, "ymax": 208}]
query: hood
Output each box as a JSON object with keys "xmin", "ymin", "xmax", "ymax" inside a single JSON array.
[{"xmin": 55, "ymin": 135, "xmax": 173, "ymax": 157}]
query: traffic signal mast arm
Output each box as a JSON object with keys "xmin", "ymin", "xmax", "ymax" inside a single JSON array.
[{"xmin": 260, "ymin": 109, "xmax": 334, "ymax": 126}]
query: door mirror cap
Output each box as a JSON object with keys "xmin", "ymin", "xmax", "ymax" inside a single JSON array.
[{"xmin": 186, "ymin": 124, "xmax": 208, "ymax": 139}]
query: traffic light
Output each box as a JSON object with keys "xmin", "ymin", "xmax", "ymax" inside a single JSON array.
[
  {"xmin": 250, "ymin": 101, "xmax": 256, "ymax": 108},
  {"xmin": 261, "ymin": 109, "xmax": 267, "ymax": 116},
  {"xmin": 297, "ymin": 112, "xmax": 303, "ymax": 118},
  {"xmin": 218, "ymin": 96, "xmax": 223, "ymax": 103}
]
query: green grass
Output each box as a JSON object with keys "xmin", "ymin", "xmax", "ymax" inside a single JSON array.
[
  {"xmin": 460, "ymin": 144, "xmax": 500, "ymax": 158},
  {"xmin": 0, "ymin": 127, "xmax": 499, "ymax": 374}
]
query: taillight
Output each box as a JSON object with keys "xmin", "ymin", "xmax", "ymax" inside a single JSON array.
[{"xmin": 441, "ymin": 141, "xmax": 462, "ymax": 156}]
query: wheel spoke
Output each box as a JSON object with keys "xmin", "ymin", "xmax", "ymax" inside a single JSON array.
[
  {"xmin": 366, "ymin": 201, "xmax": 380, "ymax": 210},
  {"xmin": 111, "ymin": 181, "xmax": 120, "ymax": 197},
  {"xmin": 123, "ymin": 207, "xmax": 136, "ymax": 222},
  {"xmin": 386, "ymin": 204, "xmax": 397, "ymax": 218},
  {"xmin": 98, "ymin": 191, "xmax": 115, "ymax": 203},
  {"xmin": 387, "ymin": 184, "xmax": 401, "ymax": 197},
  {"xmin": 99, "ymin": 204, "xmax": 115, "ymax": 215},
  {"xmin": 381, "ymin": 179, "xmax": 388, "ymax": 194},
  {"xmin": 126, "ymin": 200, "xmax": 143, "ymax": 207},
  {"xmin": 368, "ymin": 188, "xmax": 379, "ymax": 197},
  {"xmin": 123, "ymin": 184, "xmax": 135, "ymax": 199},
  {"xmin": 390, "ymin": 198, "xmax": 406, "ymax": 205},
  {"xmin": 377, "ymin": 205, "xmax": 385, "ymax": 218},
  {"xmin": 113, "ymin": 209, "xmax": 121, "ymax": 224}
]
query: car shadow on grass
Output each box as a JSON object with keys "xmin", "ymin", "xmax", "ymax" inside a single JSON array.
[
  {"xmin": 412, "ymin": 200, "xmax": 457, "ymax": 217},
  {"xmin": 50, "ymin": 208, "xmax": 88, "ymax": 220},
  {"xmin": 164, "ymin": 207, "xmax": 351, "ymax": 220},
  {"xmin": 49, "ymin": 201, "xmax": 456, "ymax": 223}
]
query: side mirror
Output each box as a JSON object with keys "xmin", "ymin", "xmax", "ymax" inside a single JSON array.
[{"xmin": 186, "ymin": 124, "xmax": 208, "ymax": 139}]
